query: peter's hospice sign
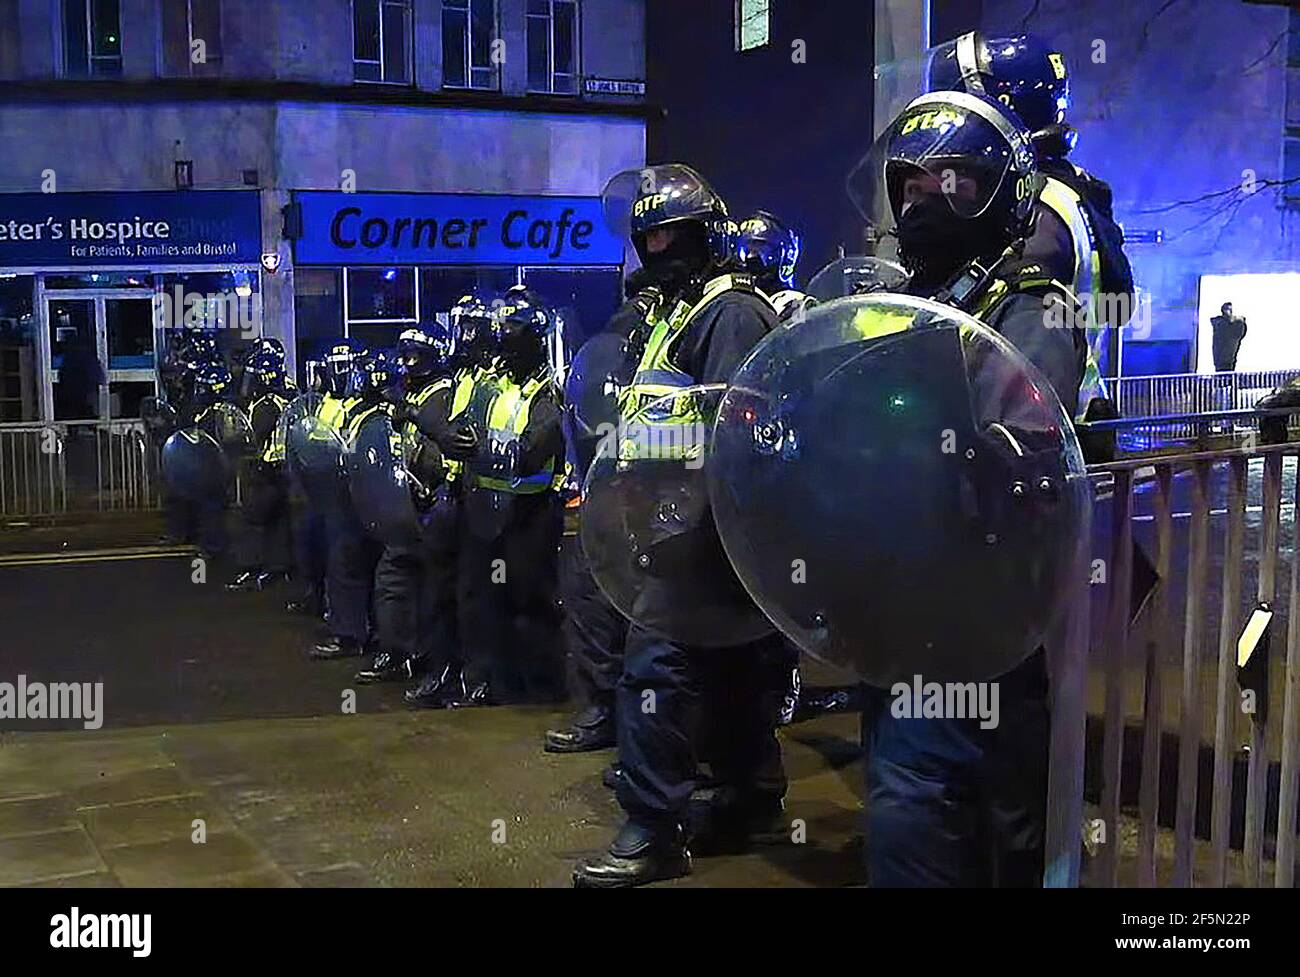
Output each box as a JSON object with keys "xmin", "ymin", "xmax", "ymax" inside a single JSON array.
[
  {"xmin": 0, "ymin": 191, "xmax": 262, "ymax": 267},
  {"xmin": 292, "ymin": 191, "xmax": 622, "ymax": 266}
]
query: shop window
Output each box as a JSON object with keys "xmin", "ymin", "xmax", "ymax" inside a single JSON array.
[
  {"xmin": 734, "ymin": 0, "xmax": 769, "ymax": 53},
  {"xmin": 0, "ymin": 275, "xmax": 38, "ymax": 423},
  {"xmin": 293, "ymin": 268, "xmax": 343, "ymax": 383},
  {"xmin": 419, "ymin": 267, "xmax": 518, "ymax": 316},
  {"xmin": 354, "ymin": 0, "xmax": 412, "ymax": 84},
  {"xmin": 63, "ymin": 0, "xmax": 122, "ymax": 77},
  {"xmin": 443, "ymin": 0, "xmax": 498, "ymax": 90},
  {"xmin": 526, "ymin": 0, "xmax": 579, "ymax": 95},
  {"xmin": 522, "ymin": 267, "xmax": 622, "ymax": 353},
  {"xmin": 162, "ymin": 0, "xmax": 223, "ymax": 77}
]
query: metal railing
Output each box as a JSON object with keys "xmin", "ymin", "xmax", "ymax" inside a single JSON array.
[
  {"xmin": 1062, "ymin": 413, "xmax": 1300, "ymax": 887},
  {"xmin": 1114, "ymin": 369, "xmax": 1300, "ymax": 420},
  {"xmin": 0, "ymin": 425, "xmax": 65, "ymax": 517},
  {"xmin": 0, "ymin": 420, "xmax": 158, "ymax": 518}
]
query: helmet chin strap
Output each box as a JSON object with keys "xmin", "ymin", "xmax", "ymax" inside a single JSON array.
[{"xmin": 955, "ymin": 31, "xmax": 988, "ymax": 95}]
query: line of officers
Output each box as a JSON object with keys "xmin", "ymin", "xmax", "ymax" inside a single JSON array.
[
  {"xmin": 154, "ymin": 285, "xmax": 573, "ymax": 709},
  {"xmin": 148, "ymin": 27, "xmax": 1135, "ymax": 889}
]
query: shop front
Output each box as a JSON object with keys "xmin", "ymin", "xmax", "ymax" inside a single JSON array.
[
  {"xmin": 0, "ymin": 190, "xmax": 264, "ymax": 426},
  {"xmin": 288, "ymin": 191, "xmax": 625, "ymax": 379}
]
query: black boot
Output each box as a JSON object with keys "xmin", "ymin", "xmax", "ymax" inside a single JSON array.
[
  {"xmin": 256, "ymin": 570, "xmax": 286, "ymax": 591},
  {"xmin": 601, "ymin": 762, "xmax": 625, "ymax": 791},
  {"xmin": 572, "ymin": 821, "xmax": 690, "ymax": 889},
  {"xmin": 544, "ymin": 704, "xmax": 615, "ymax": 753},
  {"xmin": 688, "ymin": 786, "xmax": 788, "ymax": 856},
  {"xmin": 355, "ymin": 653, "xmax": 415, "ymax": 685},
  {"xmin": 444, "ymin": 681, "xmax": 494, "ymax": 709},
  {"xmin": 310, "ymin": 636, "xmax": 363, "ymax": 660},
  {"xmin": 403, "ymin": 664, "xmax": 467, "ymax": 709}
]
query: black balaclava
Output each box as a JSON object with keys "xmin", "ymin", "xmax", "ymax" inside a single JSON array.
[{"xmin": 895, "ymin": 197, "xmax": 1008, "ymax": 293}]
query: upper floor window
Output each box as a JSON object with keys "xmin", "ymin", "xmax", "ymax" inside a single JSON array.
[
  {"xmin": 443, "ymin": 0, "xmax": 498, "ymax": 90},
  {"xmin": 63, "ymin": 0, "xmax": 122, "ymax": 76},
  {"xmin": 526, "ymin": 0, "xmax": 578, "ymax": 95},
  {"xmin": 734, "ymin": 0, "xmax": 769, "ymax": 53},
  {"xmin": 354, "ymin": 0, "xmax": 413, "ymax": 83},
  {"xmin": 162, "ymin": 0, "xmax": 223, "ymax": 77}
]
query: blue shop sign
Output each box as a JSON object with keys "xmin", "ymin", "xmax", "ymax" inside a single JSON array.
[
  {"xmin": 294, "ymin": 191, "xmax": 622, "ymax": 266},
  {"xmin": 0, "ymin": 190, "xmax": 262, "ymax": 268}
]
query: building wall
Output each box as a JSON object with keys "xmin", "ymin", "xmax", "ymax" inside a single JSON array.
[
  {"xmin": 0, "ymin": 1, "xmax": 648, "ymax": 377},
  {"xmin": 646, "ymin": 0, "xmax": 874, "ymax": 275},
  {"xmin": 973, "ymin": 0, "xmax": 1298, "ymax": 358}
]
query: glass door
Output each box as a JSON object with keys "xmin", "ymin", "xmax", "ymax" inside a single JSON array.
[
  {"xmin": 46, "ymin": 296, "xmax": 101, "ymax": 421},
  {"xmin": 43, "ymin": 289, "xmax": 158, "ymax": 421}
]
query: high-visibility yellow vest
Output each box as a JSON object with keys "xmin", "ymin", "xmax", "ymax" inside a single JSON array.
[
  {"xmin": 1039, "ymin": 176, "xmax": 1108, "ymax": 415},
  {"xmin": 473, "ymin": 374, "xmax": 559, "ymax": 494},
  {"xmin": 253, "ymin": 391, "xmax": 291, "ymax": 463},
  {"xmin": 616, "ymin": 274, "xmax": 770, "ymax": 463}
]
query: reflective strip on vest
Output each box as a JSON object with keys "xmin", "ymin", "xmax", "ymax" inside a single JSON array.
[
  {"xmin": 1041, "ymin": 176, "xmax": 1106, "ymax": 372},
  {"xmin": 474, "ymin": 375, "xmax": 556, "ymax": 494}
]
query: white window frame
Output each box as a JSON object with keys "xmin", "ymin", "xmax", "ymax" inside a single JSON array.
[
  {"xmin": 183, "ymin": 0, "xmax": 223, "ymax": 75},
  {"xmin": 352, "ymin": 0, "xmax": 414, "ymax": 85},
  {"xmin": 734, "ymin": 0, "xmax": 770, "ymax": 53},
  {"xmin": 526, "ymin": 0, "xmax": 580, "ymax": 96},
  {"xmin": 62, "ymin": 0, "xmax": 123, "ymax": 77},
  {"xmin": 442, "ymin": 0, "xmax": 499, "ymax": 91}
]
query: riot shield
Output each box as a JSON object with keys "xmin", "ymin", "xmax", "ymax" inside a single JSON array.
[
  {"xmin": 160, "ymin": 427, "xmax": 229, "ymax": 502},
  {"xmin": 581, "ymin": 384, "xmax": 775, "ymax": 648},
  {"xmin": 709, "ymin": 293, "xmax": 1091, "ymax": 687},
  {"xmin": 201, "ymin": 401, "xmax": 255, "ymax": 456},
  {"xmin": 346, "ymin": 411, "xmax": 424, "ymax": 546},
  {"xmin": 277, "ymin": 392, "xmax": 346, "ymax": 504},
  {"xmin": 806, "ymin": 256, "xmax": 911, "ymax": 302},
  {"xmin": 565, "ymin": 331, "xmax": 634, "ymax": 439}
]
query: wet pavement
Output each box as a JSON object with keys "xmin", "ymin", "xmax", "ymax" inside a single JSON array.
[{"xmin": 0, "ymin": 548, "xmax": 865, "ymax": 887}]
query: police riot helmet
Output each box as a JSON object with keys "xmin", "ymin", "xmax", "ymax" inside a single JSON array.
[
  {"xmin": 736, "ymin": 211, "xmax": 802, "ymax": 290},
  {"xmin": 927, "ymin": 32, "xmax": 1075, "ymax": 158},
  {"xmin": 191, "ymin": 363, "xmax": 233, "ymax": 406},
  {"xmin": 356, "ymin": 349, "xmax": 398, "ymax": 402},
  {"xmin": 606, "ymin": 164, "xmax": 735, "ymax": 275},
  {"xmin": 449, "ymin": 292, "xmax": 497, "ymax": 369},
  {"xmin": 396, "ymin": 325, "xmax": 455, "ymax": 385},
  {"xmin": 493, "ymin": 286, "xmax": 554, "ymax": 379},
  {"xmin": 882, "ymin": 90, "xmax": 1040, "ymax": 286},
  {"xmin": 250, "ymin": 337, "xmax": 287, "ymax": 367},
  {"xmin": 323, "ymin": 339, "xmax": 367, "ymax": 397}
]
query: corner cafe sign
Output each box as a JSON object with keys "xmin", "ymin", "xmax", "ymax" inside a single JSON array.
[{"xmin": 293, "ymin": 191, "xmax": 622, "ymax": 266}]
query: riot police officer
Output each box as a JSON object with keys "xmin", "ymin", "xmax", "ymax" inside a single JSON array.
[
  {"xmin": 227, "ymin": 339, "xmax": 296, "ymax": 592},
  {"xmin": 356, "ymin": 328, "xmax": 461, "ymax": 687},
  {"xmin": 164, "ymin": 362, "xmax": 237, "ymax": 556},
  {"xmin": 861, "ymin": 90, "xmax": 1087, "ymax": 886},
  {"xmin": 310, "ymin": 339, "xmax": 381, "ymax": 660},
  {"xmin": 927, "ymin": 31, "xmax": 1133, "ymax": 435},
  {"xmin": 735, "ymin": 210, "xmax": 810, "ymax": 324},
  {"xmin": 573, "ymin": 164, "xmax": 789, "ymax": 888},
  {"xmin": 402, "ymin": 293, "xmax": 497, "ymax": 707},
  {"xmin": 443, "ymin": 286, "xmax": 566, "ymax": 707}
]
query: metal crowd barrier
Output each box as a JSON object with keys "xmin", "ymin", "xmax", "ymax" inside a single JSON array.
[
  {"xmin": 1114, "ymin": 370, "xmax": 1300, "ymax": 437},
  {"xmin": 0, "ymin": 424, "xmax": 66, "ymax": 517},
  {"xmin": 1067, "ymin": 411, "xmax": 1300, "ymax": 888}
]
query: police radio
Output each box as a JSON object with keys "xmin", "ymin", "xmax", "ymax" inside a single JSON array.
[{"xmin": 933, "ymin": 240, "xmax": 1024, "ymax": 314}]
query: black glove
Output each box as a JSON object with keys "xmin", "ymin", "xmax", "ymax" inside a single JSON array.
[
  {"xmin": 390, "ymin": 400, "xmax": 415, "ymax": 427},
  {"xmin": 444, "ymin": 424, "xmax": 479, "ymax": 460}
]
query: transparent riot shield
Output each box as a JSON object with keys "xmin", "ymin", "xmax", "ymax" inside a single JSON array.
[
  {"xmin": 806, "ymin": 256, "xmax": 911, "ymax": 302},
  {"xmin": 277, "ymin": 392, "xmax": 346, "ymax": 504},
  {"xmin": 202, "ymin": 401, "xmax": 255, "ymax": 456},
  {"xmin": 462, "ymin": 432, "xmax": 524, "ymax": 541},
  {"xmin": 709, "ymin": 293, "xmax": 1091, "ymax": 687},
  {"xmin": 160, "ymin": 427, "xmax": 230, "ymax": 503},
  {"xmin": 346, "ymin": 411, "xmax": 424, "ymax": 546},
  {"xmin": 565, "ymin": 331, "xmax": 634, "ymax": 440},
  {"xmin": 581, "ymin": 384, "xmax": 776, "ymax": 648}
]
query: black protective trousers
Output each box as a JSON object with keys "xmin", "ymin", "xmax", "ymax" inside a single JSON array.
[
  {"xmin": 456, "ymin": 491, "xmax": 565, "ymax": 703},
  {"xmin": 372, "ymin": 498, "xmax": 460, "ymax": 672},
  {"xmin": 558, "ymin": 533, "xmax": 627, "ymax": 713},
  {"xmin": 234, "ymin": 462, "xmax": 291, "ymax": 573}
]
